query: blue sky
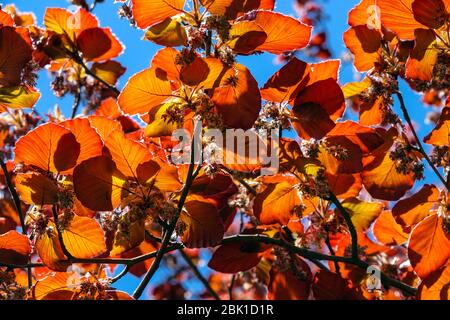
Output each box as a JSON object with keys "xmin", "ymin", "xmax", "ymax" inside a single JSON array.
[{"xmin": 3, "ymin": 0, "xmax": 441, "ymax": 299}]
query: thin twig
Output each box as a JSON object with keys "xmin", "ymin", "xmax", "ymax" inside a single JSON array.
[
  {"xmin": 70, "ymin": 87, "xmax": 82, "ymax": 119},
  {"xmin": 228, "ymin": 275, "xmax": 235, "ymax": 300},
  {"xmin": 0, "ymin": 262, "xmax": 44, "ymax": 269},
  {"xmin": 110, "ymin": 266, "xmax": 130, "ymax": 284},
  {"xmin": 396, "ymin": 91, "xmax": 449, "ymax": 191},
  {"xmin": 70, "ymin": 52, "xmax": 120, "ymax": 95},
  {"xmin": 324, "ymin": 231, "xmax": 341, "ymax": 275},
  {"xmin": 0, "ymin": 157, "xmax": 26, "ymax": 233},
  {"xmin": 327, "ymin": 193, "xmax": 359, "ymax": 260},
  {"xmin": 0, "ymin": 155, "xmax": 32, "ymax": 287},
  {"xmin": 179, "ymin": 249, "xmax": 221, "ymax": 300},
  {"xmin": 221, "ymin": 234, "xmax": 417, "ymax": 296},
  {"xmin": 133, "ymin": 139, "xmax": 202, "ymax": 299},
  {"xmin": 221, "ymin": 167, "xmax": 257, "ymax": 196}
]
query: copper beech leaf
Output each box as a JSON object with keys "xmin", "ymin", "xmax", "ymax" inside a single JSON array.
[
  {"xmin": 61, "ymin": 215, "xmax": 107, "ymax": 259},
  {"xmin": 131, "ymin": 0, "xmax": 185, "ymax": 29},
  {"xmin": 268, "ymin": 257, "xmax": 312, "ymax": 300},
  {"xmin": 373, "ymin": 210, "xmax": 409, "ymax": 246},
  {"xmin": 337, "ymin": 197, "xmax": 383, "ymax": 232},
  {"xmin": 180, "ymin": 196, "xmax": 224, "ymax": 248},
  {"xmin": 253, "ymin": 178, "xmax": 300, "ymax": 225},
  {"xmin": 392, "ymin": 184, "xmax": 439, "ymax": 227},
  {"xmin": 14, "ymin": 123, "xmax": 81, "ymax": 174},
  {"xmin": 0, "ymin": 230, "xmax": 31, "ymax": 265},
  {"xmin": 73, "ymin": 155, "xmax": 128, "ymax": 211},
  {"xmin": 408, "ymin": 214, "xmax": 450, "ymax": 279}
]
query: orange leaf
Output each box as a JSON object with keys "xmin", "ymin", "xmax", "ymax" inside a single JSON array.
[
  {"xmin": 131, "ymin": 0, "xmax": 185, "ymax": 29},
  {"xmin": 293, "ymin": 78, "xmax": 345, "ymax": 121},
  {"xmin": 362, "ymin": 129, "xmax": 415, "ymax": 200},
  {"xmin": 211, "ymin": 63, "xmax": 261, "ymax": 129},
  {"xmin": 151, "ymin": 47, "xmax": 182, "ymax": 82},
  {"xmin": 62, "ymin": 215, "xmax": 106, "ymax": 259},
  {"xmin": 15, "ymin": 123, "xmax": 81, "ymax": 174},
  {"xmin": 424, "ymin": 107, "xmax": 450, "ymax": 146},
  {"xmin": 137, "ymin": 158, "xmax": 182, "ymax": 192},
  {"xmin": 0, "ymin": 26, "xmax": 32, "ymax": 87},
  {"xmin": 93, "ymin": 98, "xmax": 122, "ymax": 119},
  {"xmin": 60, "ymin": 118, "xmax": 104, "ymax": 173},
  {"xmin": 76, "ymin": 27, "xmax": 124, "ymax": 62},
  {"xmin": 208, "ymin": 241, "xmax": 269, "ymax": 273},
  {"xmin": 118, "ymin": 67, "xmax": 173, "ymax": 115},
  {"xmin": 15, "ymin": 172, "xmax": 59, "ymax": 205},
  {"xmin": 88, "ymin": 115, "xmax": 123, "ymax": 141},
  {"xmin": 105, "ymin": 129, "xmax": 152, "ymax": 179},
  {"xmin": 73, "ymin": 155, "xmax": 128, "ymax": 211},
  {"xmin": 0, "ymin": 9, "xmax": 14, "ymax": 26},
  {"xmin": 408, "ymin": 214, "xmax": 450, "ymax": 279},
  {"xmin": 392, "ymin": 184, "xmax": 439, "ymax": 227},
  {"xmin": 418, "ymin": 265, "xmax": 450, "ymax": 300},
  {"xmin": 312, "ymin": 270, "xmax": 360, "ymax": 300},
  {"xmin": 411, "ymin": 0, "xmax": 448, "ymax": 29},
  {"xmin": 0, "ymin": 230, "xmax": 31, "ymax": 265},
  {"xmin": 180, "ymin": 196, "xmax": 224, "ymax": 248},
  {"xmin": 268, "ymin": 257, "xmax": 312, "ymax": 300},
  {"xmin": 348, "ymin": 0, "xmax": 378, "ymax": 27},
  {"xmin": 326, "ymin": 121, "xmax": 384, "ymax": 154},
  {"xmin": 377, "ymin": 0, "xmax": 427, "ymax": 40},
  {"xmin": 373, "ymin": 210, "xmax": 409, "ymax": 246},
  {"xmin": 35, "ymin": 221, "xmax": 70, "ymax": 271},
  {"xmin": 326, "ymin": 172, "xmax": 362, "ymax": 199},
  {"xmin": 44, "ymin": 8, "xmax": 98, "ymax": 41},
  {"xmin": 91, "ymin": 60, "xmax": 126, "ymax": 85},
  {"xmin": 32, "ymin": 272, "xmax": 75, "ymax": 300},
  {"xmin": 343, "ymin": 26, "xmax": 381, "ymax": 72},
  {"xmin": 227, "ymin": 21, "xmax": 267, "ymax": 54},
  {"xmin": 253, "ymin": 178, "xmax": 300, "ymax": 225},
  {"xmin": 291, "ymin": 102, "xmax": 336, "ymax": 140},
  {"xmin": 406, "ymin": 29, "xmax": 438, "ymax": 81},
  {"xmin": 180, "ymin": 57, "xmax": 230, "ymax": 89},
  {"xmin": 261, "ymin": 57, "xmax": 309, "ymax": 103},
  {"xmin": 236, "ymin": 11, "xmax": 312, "ymax": 54},
  {"xmin": 202, "ymin": 0, "xmax": 275, "ymax": 19}
]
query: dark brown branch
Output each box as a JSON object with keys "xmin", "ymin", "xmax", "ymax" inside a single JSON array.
[
  {"xmin": 324, "ymin": 232, "xmax": 341, "ymax": 275},
  {"xmin": 0, "ymin": 155, "xmax": 32, "ymax": 287},
  {"xmin": 179, "ymin": 249, "xmax": 221, "ymax": 300},
  {"xmin": 327, "ymin": 193, "xmax": 359, "ymax": 260},
  {"xmin": 70, "ymin": 52, "xmax": 120, "ymax": 95},
  {"xmin": 133, "ymin": 141, "xmax": 202, "ymax": 299},
  {"xmin": 221, "ymin": 234, "xmax": 417, "ymax": 296},
  {"xmin": 70, "ymin": 86, "xmax": 82, "ymax": 119},
  {"xmin": 0, "ymin": 156, "xmax": 26, "ymax": 233}
]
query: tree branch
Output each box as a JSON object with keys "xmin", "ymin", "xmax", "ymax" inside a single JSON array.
[
  {"xmin": 221, "ymin": 234, "xmax": 417, "ymax": 296},
  {"xmin": 132, "ymin": 140, "xmax": 202, "ymax": 299},
  {"xmin": 0, "ymin": 155, "xmax": 32, "ymax": 287},
  {"xmin": 0, "ymin": 156, "xmax": 26, "ymax": 233},
  {"xmin": 70, "ymin": 86, "xmax": 82, "ymax": 119},
  {"xmin": 70, "ymin": 52, "xmax": 120, "ymax": 95},
  {"xmin": 179, "ymin": 249, "xmax": 221, "ymax": 300},
  {"xmin": 396, "ymin": 91, "xmax": 449, "ymax": 191},
  {"xmin": 327, "ymin": 193, "xmax": 359, "ymax": 260}
]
